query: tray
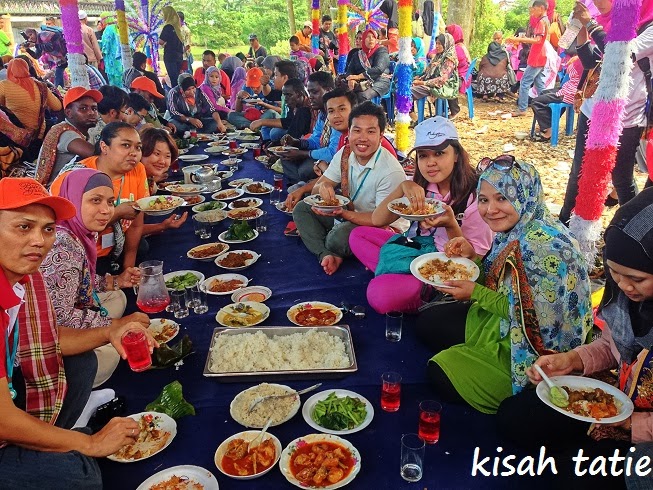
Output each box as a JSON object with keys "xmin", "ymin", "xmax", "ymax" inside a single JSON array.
[{"xmin": 203, "ymin": 325, "xmax": 358, "ymax": 382}]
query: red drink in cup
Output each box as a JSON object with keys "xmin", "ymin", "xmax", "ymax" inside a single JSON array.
[
  {"xmin": 381, "ymin": 372, "xmax": 402, "ymax": 412},
  {"xmin": 253, "ymin": 146, "xmax": 261, "ymax": 158},
  {"xmin": 121, "ymin": 329, "xmax": 152, "ymax": 372},
  {"xmin": 229, "ymin": 139, "xmax": 237, "ymax": 151},
  {"xmin": 418, "ymin": 400, "xmax": 441, "ymax": 444},
  {"xmin": 274, "ymin": 174, "xmax": 283, "ymax": 191}
]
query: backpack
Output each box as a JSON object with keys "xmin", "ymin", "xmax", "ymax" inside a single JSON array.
[{"xmin": 38, "ymin": 26, "xmax": 67, "ymax": 60}]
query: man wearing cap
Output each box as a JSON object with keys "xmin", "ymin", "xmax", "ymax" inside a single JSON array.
[
  {"xmin": 130, "ymin": 76, "xmax": 176, "ymax": 133},
  {"xmin": 0, "ymin": 178, "xmax": 154, "ymax": 487},
  {"xmin": 295, "ymin": 21, "xmax": 314, "ymax": 53},
  {"xmin": 78, "ymin": 10, "xmax": 102, "ymax": 68},
  {"xmin": 35, "ymin": 87, "xmax": 101, "ymax": 186},
  {"xmin": 247, "ymin": 34, "xmax": 267, "ymax": 59}
]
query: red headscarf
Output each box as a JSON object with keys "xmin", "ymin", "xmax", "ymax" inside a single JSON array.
[
  {"xmin": 7, "ymin": 58, "xmax": 35, "ymax": 100},
  {"xmin": 639, "ymin": 0, "xmax": 653, "ymax": 29},
  {"xmin": 445, "ymin": 24, "xmax": 464, "ymax": 44},
  {"xmin": 362, "ymin": 29, "xmax": 381, "ymax": 59}
]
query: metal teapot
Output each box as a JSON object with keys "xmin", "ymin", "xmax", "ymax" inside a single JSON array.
[{"xmin": 191, "ymin": 165, "xmax": 221, "ymax": 192}]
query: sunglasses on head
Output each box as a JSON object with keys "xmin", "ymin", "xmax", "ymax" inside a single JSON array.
[{"xmin": 477, "ymin": 154, "xmax": 518, "ymax": 173}]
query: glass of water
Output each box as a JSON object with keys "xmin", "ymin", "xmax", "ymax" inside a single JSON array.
[{"xmin": 400, "ymin": 433, "xmax": 425, "ymax": 482}]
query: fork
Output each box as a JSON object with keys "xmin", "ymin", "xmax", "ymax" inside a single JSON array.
[{"xmin": 247, "ymin": 383, "xmax": 322, "ymax": 414}]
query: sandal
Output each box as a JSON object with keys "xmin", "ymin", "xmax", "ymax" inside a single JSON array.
[{"xmin": 531, "ymin": 133, "xmax": 551, "ymax": 142}]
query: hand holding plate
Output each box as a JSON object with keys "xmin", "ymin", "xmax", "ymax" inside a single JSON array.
[
  {"xmin": 420, "ymin": 204, "xmax": 456, "ymax": 230},
  {"xmin": 526, "ymin": 351, "xmax": 584, "ymax": 385},
  {"xmin": 434, "ymin": 280, "xmax": 475, "ymax": 301}
]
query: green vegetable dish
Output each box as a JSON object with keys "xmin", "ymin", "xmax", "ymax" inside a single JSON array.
[
  {"xmin": 312, "ymin": 392, "xmax": 367, "ymax": 431},
  {"xmin": 165, "ymin": 272, "xmax": 199, "ymax": 290},
  {"xmin": 196, "ymin": 201, "xmax": 225, "ymax": 212},
  {"xmin": 225, "ymin": 220, "xmax": 256, "ymax": 241}
]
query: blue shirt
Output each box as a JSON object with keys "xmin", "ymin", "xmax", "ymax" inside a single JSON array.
[{"xmin": 304, "ymin": 111, "xmax": 341, "ymax": 162}]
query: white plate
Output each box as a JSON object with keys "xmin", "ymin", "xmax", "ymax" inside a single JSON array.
[
  {"xmin": 207, "ymin": 143, "xmax": 229, "ymax": 151},
  {"xmin": 181, "ymin": 195, "xmax": 205, "ymax": 207},
  {"xmin": 230, "ymin": 383, "xmax": 301, "ymax": 428},
  {"xmin": 221, "ymin": 158, "xmax": 243, "ymax": 167},
  {"xmin": 178, "ymin": 154, "xmax": 209, "ymax": 162},
  {"xmin": 255, "ymin": 156, "xmax": 269, "ymax": 164},
  {"xmin": 229, "ymin": 178, "xmax": 254, "ymax": 188},
  {"xmin": 279, "ymin": 434, "xmax": 361, "ymax": 489},
  {"xmin": 229, "ymin": 197, "xmax": 263, "ymax": 209},
  {"xmin": 222, "ymin": 149, "xmax": 248, "ymax": 157},
  {"xmin": 192, "ymin": 201, "xmax": 227, "ymax": 213},
  {"xmin": 235, "ymin": 135, "xmax": 260, "ymax": 142},
  {"xmin": 202, "ymin": 273, "xmax": 249, "ymax": 296},
  {"xmin": 242, "ymin": 98, "xmax": 261, "ymax": 104},
  {"xmin": 163, "ymin": 270, "xmax": 205, "ymax": 290},
  {"xmin": 133, "ymin": 196, "xmax": 184, "ymax": 216},
  {"xmin": 275, "ymin": 202, "xmax": 293, "ymax": 215},
  {"xmin": 410, "ymin": 252, "xmax": 480, "ymax": 289},
  {"xmin": 244, "ymin": 182, "xmax": 274, "ymax": 195},
  {"xmin": 387, "ymin": 197, "xmax": 446, "ymax": 221},
  {"xmin": 205, "ymin": 146, "xmax": 228, "ymax": 154},
  {"xmin": 268, "ymin": 145, "xmax": 298, "ymax": 155},
  {"xmin": 212, "ymin": 188, "xmax": 245, "ymax": 201},
  {"xmin": 167, "ymin": 184, "xmax": 207, "ymax": 196},
  {"xmin": 286, "ymin": 301, "xmax": 343, "ymax": 326},
  {"xmin": 216, "ymin": 301, "xmax": 270, "ymax": 327},
  {"xmin": 215, "ymin": 170, "xmax": 234, "ymax": 180},
  {"xmin": 178, "ymin": 148, "xmax": 189, "ymax": 155},
  {"xmin": 214, "ymin": 250, "xmax": 261, "ymax": 270},
  {"xmin": 137, "ymin": 465, "xmax": 219, "ymax": 490},
  {"xmin": 158, "ymin": 180, "xmax": 182, "ymax": 190},
  {"xmin": 214, "ymin": 430, "xmax": 281, "ymax": 480},
  {"xmin": 231, "ymin": 286, "xmax": 272, "ymax": 303},
  {"xmin": 218, "ymin": 229, "xmax": 259, "ymax": 244},
  {"xmin": 536, "ymin": 375, "xmax": 634, "ymax": 424},
  {"xmin": 226, "ymin": 207, "xmax": 264, "ymax": 221},
  {"xmin": 240, "ymin": 142, "xmax": 260, "ymax": 149},
  {"xmin": 107, "ymin": 412, "xmax": 177, "ymax": 463},
  {"xmin": 302, "ymin": 389, "xmax": 374, "ymax": 435},
  {"xmin": 194, "ymin": 209, "xmax": 227, "ymax": 224},
  {"xmin": 147, "ymin": 318, "xmax": 180, "ymax": 344},
  {"xmin": 187, "ymin": 243, "xmax": 229, "ymax": 261},
  {"xmin": 303, "ymin": 194, "xmax": 351, "ymax": 212}
]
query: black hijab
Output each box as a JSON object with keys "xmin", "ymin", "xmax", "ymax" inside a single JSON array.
[
  {"xmin": 486, "ymin": 41, "xmax": 507, "ymax": 66},
  {"xmin": 422, "ymin": 0, "xmax": 434, "ymax": 36}
]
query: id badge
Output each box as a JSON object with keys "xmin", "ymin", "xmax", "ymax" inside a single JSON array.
[{"xmin": 101, "ymin": 232, "xmax": 115, "ymax": 249}]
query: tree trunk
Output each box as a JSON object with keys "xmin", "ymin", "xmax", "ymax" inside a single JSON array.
[
  {"xmin": 288, "ymin": 0, "xmax": 297, "ymax": 35},
  {"xmin": 446, "ymin": 0, "xmax": 476, "ymax": 44}
]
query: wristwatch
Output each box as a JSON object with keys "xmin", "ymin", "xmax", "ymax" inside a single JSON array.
[{"xmin": 585, "ymin": 19, "xmax": 599, "ymax": 31}]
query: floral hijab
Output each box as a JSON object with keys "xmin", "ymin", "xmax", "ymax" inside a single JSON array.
[
  {"xmin": 480, "ymin": 160, "xmax": 592, "ymax": 393},
  {"xmin": 200, "ymin": 66, "xmax": 222, "ymax": 107},
  {"xmin": 423, "ymin": 33, "xmax": 457, "ymax": 80}
]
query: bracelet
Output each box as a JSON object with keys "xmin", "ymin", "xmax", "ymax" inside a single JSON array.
[{"xmin": 585, "ymin": 19, "xmax": 598, "ymax": 30}]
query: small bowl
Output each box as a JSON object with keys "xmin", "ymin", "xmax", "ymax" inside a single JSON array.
[
  {"xmin": 231, "ymin": 286, "xmax": 272, "ymax": 303},
  {"xmin": 514, "ymin": 131, "xmax": 529, "ymax": 140},
  {"xmin": 214, "ymin": 430, "xmax": 282, "ymax": 480},
  {"xmin": 194, "ymin": 209, "xmax": 227, "ymax": 224}
]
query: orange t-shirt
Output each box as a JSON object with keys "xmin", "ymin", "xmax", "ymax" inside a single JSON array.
[{"xmin": 50, "ymin": 156, "xmax": 149, "ymax": 257}]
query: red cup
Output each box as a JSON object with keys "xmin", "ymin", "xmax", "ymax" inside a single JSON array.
[
  {"xmin": 381, "ymin": 371, "xmax": 401, "ymax": 412},
  {"xmin": 121, "ymin": 329, "xmax": 152, "ymax": 372},
  {"xmin": 418, "ymin": 400, "xmax": 441, "ymax": 444},
  {"xmin": 229, "ymin": 139, "xmax": 237, "ymax": 150},
  {"xmin": 253, "ymin": 147, "xmax": 261, "ymax": 158},
  {"xmin": 190, "ymin": 129, "xmax": 197, "ymax": 138}
]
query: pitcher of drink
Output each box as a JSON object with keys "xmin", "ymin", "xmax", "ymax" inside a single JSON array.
[{"xmin": 136, "ymin": 260, "xmax": 170, "ymax": 313}]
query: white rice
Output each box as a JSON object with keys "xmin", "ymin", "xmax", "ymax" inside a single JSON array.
[
  {"xmin": 230, "ymin": 383, "xmax": 299, "ymax": 427},
  {"xmin": 209, "ymin": 330, "xmax": 350, "ymax": 373}
]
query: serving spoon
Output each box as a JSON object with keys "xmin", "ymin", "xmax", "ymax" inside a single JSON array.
[
  {"xmin": 534, "ymin": 364, "xmax": 569, "ymax": 407},
  {"xmin": 247, "ymin": 383, "xmax": 322, "ymax": 414},
  {"xmin": 249, "ymin": 417, "xmax": 272, "ymax": 450}
]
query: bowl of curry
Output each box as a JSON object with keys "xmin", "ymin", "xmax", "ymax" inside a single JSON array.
[
  {"xmin": 287, "ymin": 302, "xmax": 343, "ymax": 327},
  {"xmin": 215, "ymin": 430, "xmax": 282, "ymax": 480}
]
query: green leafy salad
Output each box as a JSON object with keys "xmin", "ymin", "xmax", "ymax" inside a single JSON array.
[
  {"xmin": 225, "ymin": 220, "xmax": 256, "ymax": 241},
  {"xmin": 195, "ymin": 201, "xmax": 225, "ymax": 212},
  {"xmin": 312, "ymin": 392, "xmax": 367, "ymax": 430},
  {"xmin": 165, "ymin": 272, "xmax": 199, "ymax": 290}
]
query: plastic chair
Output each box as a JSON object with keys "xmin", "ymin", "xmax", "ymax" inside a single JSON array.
[
  {"xmin": 371, "ymin": 96, "xmax": 381, "ymax": 105},
  {"xmin": 464, "ymin": 58, "xmax": 478, "ymax": 120},
  {"xmin": 530, "ymin": 102, "xmax": 575, "ymax": 147}
]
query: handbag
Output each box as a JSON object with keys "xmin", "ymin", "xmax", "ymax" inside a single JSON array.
[
  {"xmin": 429, "ymin": 70, "xmax": 460, "ymax": 100},
  {"xmin": 376, "ymin": 234, "xmax": 437, "ymax": 276}
]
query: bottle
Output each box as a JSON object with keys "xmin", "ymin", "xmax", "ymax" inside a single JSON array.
[{"xmin": 558, "ymin": 18, "xmax": 583, "ymax": 50}]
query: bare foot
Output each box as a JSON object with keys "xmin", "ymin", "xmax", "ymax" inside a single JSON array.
[{"xmin": 321, "ymin": 255, "xmax": 343, "ymax": 275}]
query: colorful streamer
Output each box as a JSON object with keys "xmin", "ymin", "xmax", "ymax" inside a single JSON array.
[
  {"xmin": 570, "ymin": 0, "xmax": 643, "ymax": 261},
  {"xmin": 395, "ymin": 0, "xmax": 413, "ymax": 152},
  {"xmin": 60, "ymin": 0, "xmax": 89, "ymax": 88},
  {"xmin": 127, "ymin": 0, "xmax": 168, "ymax": 74},
  {"xmin": 348, "ymin": 0, "xmax": 388, "ymax": 31},
  {"xmin": 115, "ymin": 0, "xmax": 133, "ymax": 69},
  {"xmin": 337, "ymin": 0, "xmax": 350, "ymax": 73},
  {"xmin": 312, "ymin": 0, "xmax": 320, "ymax": 55}
]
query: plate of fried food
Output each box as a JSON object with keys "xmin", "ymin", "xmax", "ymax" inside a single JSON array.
[
  {"xmin": 268, "ymin": 146, "xmax": 298, "ymax": 156},
  {"xmin": 226, "ymin": 207, "xmax": 264, "ymax": 221},
  {"xmin": 192, "ymin": 201, "xmax": 227, "ymax": 213},
  {"xmin": 410, "ymin": 252, "xmax": 480, "ymax": 288},
  {"xmin": 275, "ymin": 202, "xmax": 293, "ymax": 215},
  {"xmin": 387, "ymin": 197, "xmax": 446, "ymax": 221},
  {"xmin": 215, "ymin": 250, "xmax": 261, "ymax": 270},
  {"xmin": 147, "ymin": 318, "xmax": 180, "ymax": 344},
  {"xmin": 216, "ymin": 301, "xmax": 270, "ymax": 328},
  {"xmin": 536, "ymin": 375, "xmax": 634, "ymax": 424},
  {"xmin": 279, "ymin": 434, "xmax": 361, "ymax": 489},
  {"xmin": 222, "ymin": 148, "xmax": 248, "ymax": 157},
  {"xmin": 287, "ymin": 302, "xmax": 343, "ymax": 327},
  {"xmin": 255, "ymin": 155, "xmax": 269, "ymax": 164},
  {"xmin": 187, "ymin": 242, "xmax": 229, "ymax": 261},
  {"xmin": 108, "ymin": 412, "xmax": 177, "ymax": 463},
  {"xmin": 230, "ymin": 383, "xmax": 301, "ymax": 428},
  {"xmin": 136, "ymin": 465, "xmax": 219, "ymax": 490},
  {"xmin": 181, "ymin": 195, "xmax": 205, "ymax": 206},
  {"xmin": 212, "ymin": 188, "xmax": 245, "ymax": 201},
  {"xmin": 303, "ymin": 195, "xmax": 351, "ymax": 213},
  {"xmin": 133, "ymin": 196, "xmax": 185, "ymax": 216},
  {"xmin": 228, "ymin": 178, "xmax": 254, "ymax": 188},
  {"xmin": 167, "ymin": 184, "xmax": 207, "ymax": 196},
  {"xmin": 202, "ymin": 273, "xmax": 249, "ymax": 296},
  {"xmin": 214, "ymin": 430, "xmax": 282, "ymax": 480},
  {"xmin": 229, "ymin": 198, "xmax": 263, "ymax": 209},
  {"xmin": 196, "ymin": 133, "xmax": 215, "ymax": 142},
  {"xmin": 244, "ymin": 182, "xmax": 274, "ymax": 195}
]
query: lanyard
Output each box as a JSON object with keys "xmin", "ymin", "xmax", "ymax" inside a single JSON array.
[
  {"xmin": 116, "ymin": 176, "xmax": 125, "ymax": 206},
  {"xmin": 5, "ymin": 318, "xmax": 19, "ymax": 400},
  {"xmin": 92, "ymin": 290, "xmax": 109, "ymax": 318},
  {"xmin": 619, "ymin": 360, "xmax": 637, "ymax": 392},
  {"xmin": 349, "ymin": 148, "xmax": 381, "ymax": 203}
]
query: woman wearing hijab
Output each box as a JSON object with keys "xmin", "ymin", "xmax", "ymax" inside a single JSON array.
[
  {"xmin": 221, "ymin": 55, "xmax": 242, "ymax": 81},
  {"xmin": 159, "ymin": 6, "xmax": 184, "ymax": 87},
  {"xmin": 196, "ymin": 66, "xmax": 229, "ymax": 132},
  {"xmin": 99, "ymin": 12, "xmax": 122, "ymax": 87},
  {"xmin": 497, "ymin": 188, "xmax": 653, "ymax": 489},
  {"xmin": 411, "ymin": 33, "xmax": 460, "ymax": 117},
  {"xmin": 42, "ymin": 168, "xmax": 148, "ymax": 386},
  {"xmin": 475, "ymin": 31, "xmax": 511, "ymax": 100},
  {"xmin": 412, "ymin": 37, "xmax": 427, "ymax": 76},
  {"xmin": 416, "ymin": 157, "xmax": 592, "ymax": 414},
  {"xmin": 228, "ymin": 66, "xmax": 247, "ymax": 109},
  {"xmin": 344, "ymin": 29, "xmax": 391, "ymax": 102},
  {"xmin": 166, "ymin": 73, "xmax": 218, "ymax": 133},
  {"xmin": 445, "ymin": 24, "xmax": 470, "ymax": 118}
]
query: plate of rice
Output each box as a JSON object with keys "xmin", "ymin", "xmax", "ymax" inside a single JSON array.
[
  {"xmin": 410, "ymin": 252, "xmax": 479, "ymax": 288},
  {"xmin": 387, "ymin": 197, "xmax": 445, "ymax": 221},
  {"xmin": 230, "ymin": 383, "xmax": 301, "ymax": 428}
]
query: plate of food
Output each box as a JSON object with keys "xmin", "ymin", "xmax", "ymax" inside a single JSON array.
[
  {"xmin": 302, "ymin": 389, "xmax": 374, "ymax": 435},
  {"xmin": 164, "ymin": 270, "xmax": 205, "ymax": 290},
  {"xmin": 221, "ymin": 158, "xmax": 243, "ymax": 168},
  {"xmin": 167, "ymin": 184, "xmax": 207, "ymax": 196},
  {"xmin": 107, "ymin": 412, "xmax": 177, "ymax": 463},
  {"xmin": 178, "ymin": 154, "xmax": 209, "ymax": 162},
  {"xmin": 194, "ymin": 209, "xmax": 227, "ymax": 224},
  {"xmin": 157, "ymin": 180, "xmax": 182, "ymax": 190},
  {"xmin": 207, "ymin": 143, "xmax": 229, "ymax": 151},
  {"xmin": 216, "ymin": 301, "xmax": 270, "ymax": 328},
  {"xmin": 192, "ymin": 201, "xmax": 227, "ymax": 213},
  {"xmin": 133, "ymin": 196, "xmax": 185, "ymax": 216},
  {"xmin": 275, "ymin": 202, "xmax": 293, "ymax": 215},
  {"xmin": 136, "ymin": 465, "xmax": 219, "ymax": 490},
  {"xmin": 255, "ymin": 156, "xmax": 269, "ymax": 164},
  {"xmin": 222, "ymin": 148, "xmax": 248, "ymax": 157},
  {"xmin": 147, "ymin": 318, "xmax": 180, "ymax": 344},
  {"xmin": 536, "ymin": 375, "xmax": 634, "ymax": 424},
  {"xmin": 287, "ymin": 302, "xmax": 343, "ymax": 327},
  {"xmin": 230, "ymin": 383, "xmax": 302, "ymax": 428},
  {"xmin": 387, "ymin": 197, "xmax": 446, "ymax": 221},
  {"xmin": 228, "ymin": 178, "xmax": 254, "ymax": 188},
  {"xmin": 218, "ymin": 221, "xmax": 259, "ymax": 244},
  {"xmin": 214, "ymin": 430, "xmax": 282, "ymax": 480},
  {"xmin": 226, "ymin": 207, "xmax": 264, "ymax": 221},
  {"xmin": 244, "ymin": 182, "xmax": 274, "ymax": 195},
  {"xmin": 231, "ymin": 286, "xmax": 272, "ymax": 303},
  {"xmin": 212, "ymin": 188, "xmax": 245, "ymax": 201},
  {"xmin": 279, "ymin": 434, "xmax": 361, "ymax": 489},
  {"xmin": 187, "ymin": 242, "xmax": 229, "ymax": 261},
  {"xmin": 202, "ymin": 273, "xmax": 249, "ymax": 296},
  {"xmin": 240, "ymin": 142, "xmax": 260, "ymax": 150},
  {"xmin": 196, "ymin": 133, "xmax": 215, "ymax": 142},
  {"xmin": 181, "ymin": 195, "xmax": 205, "ymax": 206},
  {"xmin": 215, "ymin": 170, "xmax": 234, "ymax": 180},
  {"xmin": 229, "ymin": 198, "xmax": 263, "ymax": 209},
  {"xmin": 410, "ymin": 252, "xmax": 480, "ymax": 288},
  {"xmin": 205, "ymin": 146, "xmax": 228, "ymax": 154},
  {"xmin": 268, "ymin": 146, "xmax": 298, "ymax": 156},
  {"xmin": 215, "ymin": 250, "xmax": 261, "ymax": 270},
  {"xmin": 235, "ymin": 135, "xmax": 260, "ymax": 142},
  {"xmin": 303, "ymin": 195, "xmax": 351, "ymax": 212}
]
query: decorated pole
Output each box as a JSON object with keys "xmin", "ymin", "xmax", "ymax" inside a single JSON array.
[
  {"xmin": 60, "ymin": 0, "xmax": 90, "ymax": 88},
  {"xmin": 394, "ymin": 0, "xmax": 413, "ymax": 152},
  {"xmin": 127, "ymin": 0, "xmax": 167, "ymax": 74},
  {"xmin": 337, "ymin": 0, "xmax": 350, "ymax": 73},
  {"xmin": 116, "ymin": 0, "xmax": 133, "ymax": 69},
  {"xmin": 312, "ymin": 0, "xmax": 320, "ymax": 55},
  {"xmin": 570, "ymin": 0, "xmax": 644, "ymax": 261}
]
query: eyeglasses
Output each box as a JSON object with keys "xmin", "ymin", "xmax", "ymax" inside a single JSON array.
[
  {"xmin": 121, "ymin": 109, "xmax": 145, "ymax": 121},
  {"xmin": 477, "ymin": 154, "xmax": 518, "ymax": 173}
]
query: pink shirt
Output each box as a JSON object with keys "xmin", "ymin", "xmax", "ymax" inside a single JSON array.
[{"xmin": 425, "ymin": 183, "xmax": 494, "ymax": 256}]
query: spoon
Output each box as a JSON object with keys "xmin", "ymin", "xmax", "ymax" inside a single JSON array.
[
  {"xmin": 249, "ymin": 417, "xmax": 272, "ymax": 450},
  {"xmin": 247, "ymin": 383, "xmax": 322, "ymax": 414},
  {"xmin": 534, "ymin": 364, "xmax": 569, "ymax": 407}
]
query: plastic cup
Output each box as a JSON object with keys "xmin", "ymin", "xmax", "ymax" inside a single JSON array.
[
  {"xmin": 121, "ymin": 329, "xmax": 151, "ymax": 372},
  {"xmin": 418, "ymin": 400, "xmax": 442, "ymax": 444},
  {"xmin": 193, "ymin": 284, "xmax": 209, "ymax": 314},
  {"xmin": 170, "ymin": 290, "xmax": 189, "ymax": 319},
  {"xmin": 256, "ymin": 211, "xmax": 268, "ymax": 232},
  {"xmin": 193, "ymin": 215, "xmax": 211, "ymax": 239},
  {"xmin": 381, "ymin": 371, "xmax": 401, "ymax": 412},
  {"xmin": 400, "ymin": 433, "xmax": 425, "ymax": 482},
  {"xmin": 385, "ymin": 311, "xmax": 403, "ymax": 342}
]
